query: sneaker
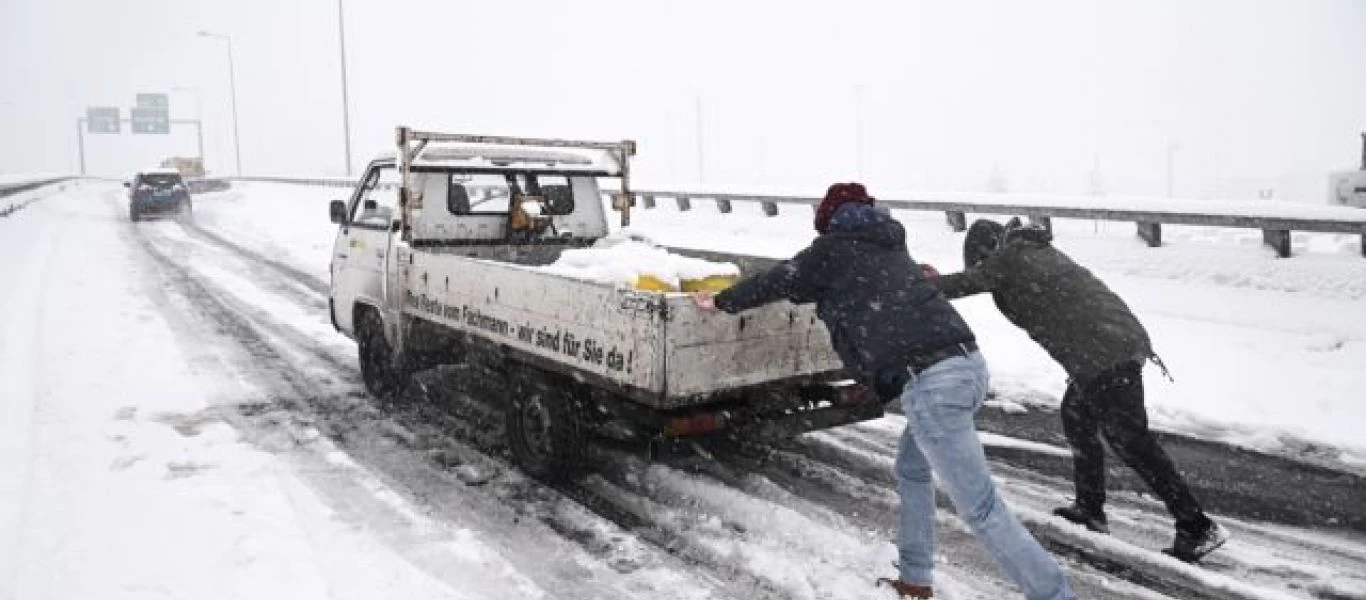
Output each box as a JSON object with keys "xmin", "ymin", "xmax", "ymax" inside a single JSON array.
[
  {"xmin": 1163, "ymin": 521, "xmax": 1229, "ymax": 563},
  {"xmin": 876, "ymin": 578, "xmax": 933, "ymax": 598},
  {"xmin": 1053, "ymin": 503, "xmax": 1110, "ymax": 534}
]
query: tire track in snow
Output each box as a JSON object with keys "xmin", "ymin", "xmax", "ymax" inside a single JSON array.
[{"xmin": 142, "ymin": 206, "xmax": 964, "ymax": 599}]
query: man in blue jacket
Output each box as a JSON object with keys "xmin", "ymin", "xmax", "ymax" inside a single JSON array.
[{"xmin": 693, "ymin": 183, "xmax": 1079, "ymax": 600}]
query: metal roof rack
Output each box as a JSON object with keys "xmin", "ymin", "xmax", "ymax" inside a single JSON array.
[{"xmin": 393, "ymin": 126, "xmax": 639, "ymax": 239}]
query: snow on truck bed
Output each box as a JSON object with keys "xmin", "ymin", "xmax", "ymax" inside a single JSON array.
[{"xmin": 538, "ymin": 233, "xmax": 740, "ymax": 290}]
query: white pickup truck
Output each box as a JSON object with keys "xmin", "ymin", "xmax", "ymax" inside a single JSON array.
[{"xmin": 327, "ymin": 128, "xmax": 882, "ymax": 479}]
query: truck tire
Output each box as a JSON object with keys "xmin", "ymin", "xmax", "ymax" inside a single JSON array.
[
  {"xmin": 505, "ymin": 372, "xmax": 588, "ymax": 481},
  {"xmin": 129, "ymin": 207, "xmax": 140, "ymax": 222},
  {"xmin": 357, "ymin": 309, "xmax": 405, "ymax": 397}
]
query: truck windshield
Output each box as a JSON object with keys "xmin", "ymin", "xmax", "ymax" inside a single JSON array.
[
  {"xmin": 448, "ymin": 173, "xmax": 576, "ymax": 216},
  {"xmin": 450, "ymin": 173, "xmax": 511, "ymax": 214}
]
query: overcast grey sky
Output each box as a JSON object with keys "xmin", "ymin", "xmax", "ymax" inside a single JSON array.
[{"xmin": 2, "ymin": 0, "xmax": 1363, "ymax": 202}]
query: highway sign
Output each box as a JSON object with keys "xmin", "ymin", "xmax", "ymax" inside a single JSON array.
[
  {"xmin": 86, "ymin": 107, "xmax": 120, "ymax": 134},
  {"xmin": 131, "ymin": 93, "xmax": 170, "ymax": 134}
]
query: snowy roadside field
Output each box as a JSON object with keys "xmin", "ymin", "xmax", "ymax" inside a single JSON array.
[{"xmin": 4, "ymin": 181, "xmax": 1364, "ymax": 600}]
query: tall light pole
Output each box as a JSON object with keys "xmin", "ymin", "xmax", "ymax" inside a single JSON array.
[
  {"xmin": 198, "ymin": 30, "xmax": 242, "ymax": 176},
  {"xmin": 337, "ymin": 0, "xmax": 353, "ymax": 176}
]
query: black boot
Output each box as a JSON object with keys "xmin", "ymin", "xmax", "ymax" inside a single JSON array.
[
  {"xmin": 1164, "ymin": 521, "xmax": 1229, "ymax": 563},
  {"xmin": 1053, "ymin": 503, "xmax": 1110, "ymax": 534},
  {"xmin": 876, "ymin": 578, "xmax": 932, "ymax": 598}
]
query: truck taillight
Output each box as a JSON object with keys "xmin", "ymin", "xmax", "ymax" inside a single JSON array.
[{"xmin": 664, "ymin": 412, "xmax": 727, "ymax": 437}]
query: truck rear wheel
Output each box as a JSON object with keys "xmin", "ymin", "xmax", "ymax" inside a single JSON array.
[
  {"xmin": 505, "ymin": 372, "xmax": 588, "ymax": 481},
  {"xmin": 357, "ymin": 309, "xmax": 404, "ymax": 397}
]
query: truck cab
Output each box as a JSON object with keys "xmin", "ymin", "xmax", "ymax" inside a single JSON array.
[{"xmin": 328, "ymin": 134, "xmax": 627, "ymax": 338}]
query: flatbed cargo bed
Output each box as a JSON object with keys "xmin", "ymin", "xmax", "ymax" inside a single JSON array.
[{"xmin": 400, "ymin": 244, "xmax": 843, "ymax": 409}]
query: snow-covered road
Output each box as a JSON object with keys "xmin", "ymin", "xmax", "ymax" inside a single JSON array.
[{"xmin": 2, "ymin": 182, "xmax": 1364, "ymax": 600}]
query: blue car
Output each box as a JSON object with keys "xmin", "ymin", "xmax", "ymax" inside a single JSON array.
[{"xmin": 126, "ymin": 170, "xmax": 192, "ymax": 222}]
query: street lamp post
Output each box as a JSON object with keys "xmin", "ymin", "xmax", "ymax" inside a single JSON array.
[
  {"xmin": 198, "ymin": 30, "xmax": 242, "ymax": 176},
  {"xmin": 76, "ymin": 118, "xmax": 87, "ymax": 175},
  {"xmin": 337, "ymin": 0, "xmax": 353, "ymax": 176}
]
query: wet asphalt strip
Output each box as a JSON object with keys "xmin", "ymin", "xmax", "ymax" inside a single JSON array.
[{"xmin": 971, "ymin": 403, "xmax": 1366, "ymax": 533}]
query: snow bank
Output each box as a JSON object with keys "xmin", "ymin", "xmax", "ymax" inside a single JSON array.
[{"xmin": 190, "ymin": 182, "xmax": 342, "ymax": 283}]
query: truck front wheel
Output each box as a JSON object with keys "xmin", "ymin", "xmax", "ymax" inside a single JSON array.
[
  {"xmin": 357, "ymin": 309, "xmax": 404, "ymax": 397},
  {"xmin": 505, "ymin": 373, "xmax": 588, "ymax": 481}
]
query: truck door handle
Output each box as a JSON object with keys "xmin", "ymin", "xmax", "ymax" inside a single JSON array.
[{"xmin": 336, "ymin": 253, "xmax": 348, "ymax": 259}]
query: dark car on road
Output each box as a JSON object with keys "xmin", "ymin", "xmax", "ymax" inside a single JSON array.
[{"xmin": 126, "ymin": 169, "xmax": 192, "ymax": 222}]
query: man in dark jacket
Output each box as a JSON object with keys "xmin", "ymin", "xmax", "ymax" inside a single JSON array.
[
  {"xmin": 929, "ymin": 218, "xmax": 1227, "ymax": 562},
  {"xmin": 694, "ymin": 185, "xmax": 1079, "ymax": 600}
]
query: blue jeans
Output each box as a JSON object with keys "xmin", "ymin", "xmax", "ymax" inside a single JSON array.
[{"xmin": 896, "ymin": 351, "xmax": 1079, "ymax": 600}]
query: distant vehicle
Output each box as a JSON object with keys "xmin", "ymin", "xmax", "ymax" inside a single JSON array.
[
  {"xmin": 1329, "ymin": 133, "xmax": 1366, "ymax": 209},
  {"xmin": 159, "ymin": 156, "xmax": 205, "ymax": 179},
  {"xmin": 125, "ymin": 169, "xmax": 193, "ymax": 222}
]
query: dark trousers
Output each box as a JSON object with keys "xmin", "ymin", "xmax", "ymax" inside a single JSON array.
[{"xmin": 1061, "ymin": 361, "xmax": 1210, "ymax": 535}]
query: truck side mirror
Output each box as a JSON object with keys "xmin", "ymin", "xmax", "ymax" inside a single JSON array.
[
  {"xmin": 122, "ymin": 181, "xmax": 130, "ymax": 188},
  {"xmin": 329, "ymin": 200, "xmax": 347, "ymax": 224}
]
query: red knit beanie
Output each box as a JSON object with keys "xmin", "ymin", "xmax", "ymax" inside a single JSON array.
[{"xmin": 814, "ymin": 182, "xmax": 875, "ymax": 234}]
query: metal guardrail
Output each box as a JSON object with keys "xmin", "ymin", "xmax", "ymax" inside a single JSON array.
[
  {"xmin": 219, "ymin": 175, "xmax": 360, "ymax": 189},
  {"xmin": 202, "ymin": 176, "xmax": 1366, "ymax": 258},
  {"xmin": 627, "ymin": 189, "xmax": 1366, "ymax": 259},
  {"xmin": 0, "ymin": 177, "xmax": 76, "ymax": 217},
  {"xmin": 0, "ymin": 177, "xmax": 76, "ymax": 198},
  {"xmin": 208, "ymin": 175, "xmax": 396, "ymax": 191}
]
